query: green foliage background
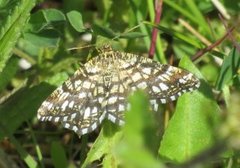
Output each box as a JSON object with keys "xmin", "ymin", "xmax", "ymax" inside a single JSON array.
[{"xmin": 0, "ymin": 0, "xmax": 240, "ymax": 168}]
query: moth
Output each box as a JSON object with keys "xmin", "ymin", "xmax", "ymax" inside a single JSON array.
[{"xmin": 37, "ymin": 45, "xmax": 200, "ymax": 136}]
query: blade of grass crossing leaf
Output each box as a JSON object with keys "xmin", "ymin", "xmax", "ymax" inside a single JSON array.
[
  {"xmin": 26, "ymin": 120, "xmax": 44, "ymax": 168},
  {"xmin": 0, "ymin": 0, "xmax": 36, "ymax": 72},
  {"xmin": 0, "ymin": 123, "xmax": 38, "ymax": 168}
]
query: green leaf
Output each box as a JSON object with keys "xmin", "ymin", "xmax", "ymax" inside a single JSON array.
[
  {"xmin": 17, "ymin": 29, "xmax": 60, "ymax": 58},
  {"xmin": 216, "ymin": 47, "xmax": 240, "ymax": 90},
  {"xmin": 28, "ymin": 10, "xmax": 49, "ymax": 32},
  {"xmin": 0, "ymin": 83, "xmax": 55, "ymax": 140},
  {"xmin": 0, "ymin": 0, "xmax": 36, "ymax": 72},
  {"xmin": 45, "ymin": 72, "xmax": 69, "ymax": 86},
  {"xmin": 18, "ymin": 30, "xmax": 60, "ymax": 58},
  {"xmin": 23, "ymin": 30, "xmax": 60, "ymax": 48},
  {"xmin": 0, "ymin": 73, "xmax": 67, "ymax": 139},
  {"xmin": 102, "ymin": 154, "xmax": 118, "ymax": 168},
  {"xmin": 0, "ymin": 57, "xmax": 18, "ymax": 92},
  {"xmin": 0, "ymin": 72, "xmax": 67, "ymax": 140},
  {"xmin": 66, "ymin": 10, "xmax": 85, "ymax": 32},
  {"xmin": 114, "ymin": 143, "xmax": 163, "ymax": 168},
  {"xmin": 29, "ymin": 9, "xmax": 66, "ymax": 32},
  {"xmin": 43, "ymin": 8, "xmax": 66, "ymax": 23},
  {"xmin": 51, "ymin": 141, "xmax": 68, "ymax": 168},
  {"xmin": 200, "ymin": 63, "xmax": 219, "ymax": 84},
  {"xmin": 123, "ymin": 90, "xmax": 156, "ymax": 148},
  {"xmin": 159, "ymin": 56, "xmax": 220, "ymax": 162},
  {"xmin": 82, "ymin": 121, "xmax": 122, "ymax": 168},
  {"xmin": 114, "ymin": 91, "xmax": 163, "ymax": 168}
]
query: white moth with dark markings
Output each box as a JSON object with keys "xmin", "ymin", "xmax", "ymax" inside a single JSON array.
[{"xmin": 37, "ymin": 45, "xmax": 200, "ymax": 136}]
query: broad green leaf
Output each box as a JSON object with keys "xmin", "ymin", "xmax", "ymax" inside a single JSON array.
[
  {"xmin": 0, "ymin": 0, "xmax": 36, "ymax": 72},
  {"xmin": 29, "ymin": 9, "xmax": 66, "ymax": 32},
  {"xmin": 216, "ymin": 47, "xmax": 240, "ymax": 90},
  {"xmin": 0, "ymin": 72, "xmax": 67, "ymax": 140},
  {"xmin": 43, "ymin": 9, "xmax": 66, "ymax": 23},
  {"xmin": 0, "ymin": 83, "xmax": 55, "ymax": 140},
  {"xmin": 159, "ymin": 56, "xmax": 220, "ymax": 162},
  {"xmin": 28, "ymin": 10, "xmax": 49, "ymax": 32},
  {"xmin": 102, "ymin": 154, "xmax": 118, "ymax": 168},
  {"xmin": 17, "ymin": 37, "xmax": 41, "ymax": 57},
  {"xmin": 18, "ymin": 29, "xmax": 60, "ymax": 58},
  {"xmin": 123, "ymin": 90, "xmax": 157, "ymax": 149},
  {"xmin": 81, "ymin": 121, "xmax": 122, "ymax": 168},
  {"xmin": 66, "ymin": 10, "xmax": 85, "ymax": 32},
  {"xmin": 51, "ymin": 141, "xmax": 68, "ymax": 168},
  {"xmin": 114, "ymin": 143, "xmax": 163, "ymax": 168},
  {"xmin": 114, "ymin": 91, "xmax": 163, "ymax": 168},
  {"xmin": 23, "ymin": 30, "xmax": 60, "ymax": 48},
  {"xmin": 200, "ymin": 63, "xmax": 219, "ymax": 85}
]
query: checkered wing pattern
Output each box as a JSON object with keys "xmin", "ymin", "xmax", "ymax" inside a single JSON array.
[
  {"xmin": 37, "ymin": 66, "xmax": 106, "ymax": 135},
  {"xmin": 117, "ymin": 54, "xmax": 200, "ymax": 111},
  {"xmin": 37, "ymin": 45, "xmax": 200, "ymax": 136}
]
